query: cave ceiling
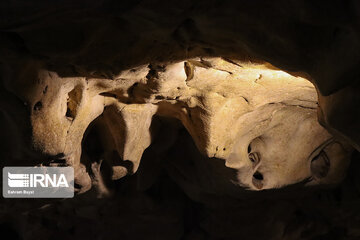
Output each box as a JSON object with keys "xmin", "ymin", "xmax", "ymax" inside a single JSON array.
[{"xmin": 1, "ymin": 1, "xmax": 360, "ymax": 239}]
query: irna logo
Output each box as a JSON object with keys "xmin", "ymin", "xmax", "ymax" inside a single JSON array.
[
  {"xmin": 8, "ymin": 172, "xmax": 69, "ymax": 188},
  {"xmin": 3, "ymin": 167, "xmax": 74, "ymax": 198}
]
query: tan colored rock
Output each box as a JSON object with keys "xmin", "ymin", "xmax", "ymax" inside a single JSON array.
[
  {"xmin": 103, "ymin": 102, "xmax": 158, "ymax": 176},
  {"xmin": 11, "ymin": 57, "xmax": 353, "ymax": 193}
]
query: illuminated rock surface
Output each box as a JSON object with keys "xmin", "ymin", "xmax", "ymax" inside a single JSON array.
[{"xmin": 0, "ymin": 1, "xmax": 360, "ymax": 239}]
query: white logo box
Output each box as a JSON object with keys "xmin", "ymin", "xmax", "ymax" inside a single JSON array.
[{"xmin": 3, "ymin": 167, "xmax": 74, "ymax": 198}]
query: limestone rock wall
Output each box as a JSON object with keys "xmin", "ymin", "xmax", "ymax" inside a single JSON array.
[
  {"xmin": 1, "ymin": 0, "xmax": 359, "ymax": 151},
  {"xmin": 1, "ymin": 1, "xmax": 360, "ymax": 239},
  {"xmin": 1, "ymin": 57, "xmax": 353, "ymax": 195}
]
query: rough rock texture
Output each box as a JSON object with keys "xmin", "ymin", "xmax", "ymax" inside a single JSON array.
[
  {"xmin": 1, "ymin": 0, "xmax": 360, "ymax": 239},
  {"xmin": 1, "ymin": 56, "xmax": 357, "ymax": 239},
  {"xmin": 1, "ymin": 0, "xmax": 359, "ymax": 150},
  {"xmin": 1, "ymin": 57, "xmax": 353, "ymax": 194}
]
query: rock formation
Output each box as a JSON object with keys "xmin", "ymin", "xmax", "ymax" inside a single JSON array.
[
  {"xmin": 1, "ymin": 56, "xmax": 354, "ymax": 195},
  {"xmin": 0, "ymin": 1, "xmax": 360, "ymax": 239}
]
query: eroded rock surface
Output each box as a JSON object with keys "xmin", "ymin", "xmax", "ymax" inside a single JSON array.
[
  {"xmin": 1, "ymin": 0, "xmax": 360, "ymax": 152},
  {"xmin": 0, "ymin": 1, "xmax": 360, "ymax": 239},
  {"xmin": 1, "ymin": 57, "xmax": 353, "ymax": 195}
]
